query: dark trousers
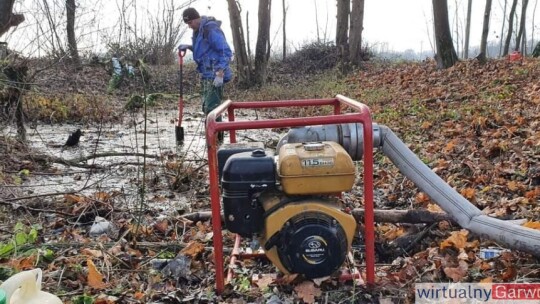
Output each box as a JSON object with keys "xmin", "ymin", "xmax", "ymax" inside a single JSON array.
[{"xmin": 202, "ymin": 79, "xmax": 224, "ymax": 141}]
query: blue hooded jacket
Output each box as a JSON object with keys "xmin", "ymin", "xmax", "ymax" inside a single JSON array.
[{"xmin": 191, "ymin": 16, "xmax": 233, "ymax": 82}]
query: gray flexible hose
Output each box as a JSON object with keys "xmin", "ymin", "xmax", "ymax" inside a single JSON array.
[
  {"xmin": 379, "ymin": 126, "xmax": 540, "ymax": 257},
  {"xmin": 278, "ymin": 123, "xmax": 540, "ymax": 257}
]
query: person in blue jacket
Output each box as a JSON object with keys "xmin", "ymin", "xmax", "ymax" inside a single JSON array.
[{"xmin": 179, "ymin": 8, "xmax": 233, "ymax": 132}]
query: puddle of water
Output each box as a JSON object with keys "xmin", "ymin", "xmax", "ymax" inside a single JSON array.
[{"xmin": 2, "ymin": 106, "xmax": 282, "ymax": 215}]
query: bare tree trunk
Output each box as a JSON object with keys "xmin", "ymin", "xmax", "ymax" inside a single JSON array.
[
  {"xmin": 503, "ymin": 0, "xmax": 518, "ymax": 56},
  {"xmin": 3, "ymin": 65, "xmax": 28, "ymax": 141},
  {"xmin": 336, "ymin": 0, "xmax": 349, "ymax": 46},
  {"xmin": 0, "ymin": 0, "xmax": 24, "ymax": 37},
  {"xmin": 254, "ymin": 0, "xmax": 271, "ymax": 86},
  {"xmin": 336, "ymin": 0, "xmax": 349, "ymax": 59},
  {"xmin": 336, "ymin": 0, "xmax": 350, "ymax": 73},
  {"xmin": 282, "ymin": 0, "xmax": 286, "ymax": 60},
  {"xmin": 348, "ymin": 0, "xmax": 364, "ymax": 65},
  {"xmin": 464, "ymin": 0, "xmax": 472, "ymax": 59},
  {"xmin": 432, "ymin": 0, "xmax": 458, "ymax": 69},
  {"xmin": 314, "ymin": 0, "xmax": 320, "ymax": 43},
  {"xmin": 454, "ymin": 0, "xmax": 460, "ymax": 58},
  {"xmin": 66, "ymin": 0, "xmax": 81, "ymax": 69},
  {"xmin": 521, "ymin": 26, "xmax": 527, "ymax": 54},
  {"xmin": 499, "ymin": 0, "xmax": 508, "ymax": 56},
  {"xmin": 515, "ymin": 0, "xmax": 529, "ymax": 51},
  {"xmin": 227, "ymin": 0, "xmax": 252, "ymax": 88},
  {"xmin": 531, "ymin": 0, "xmax": 538, "ymax": 53},
  {"xmin": 246, "ymin": 11, "xmax": 252, "ymax": 62},
  {"xmin": 478, "ymin": 0, "xmax": 492, "ymax": 63}
]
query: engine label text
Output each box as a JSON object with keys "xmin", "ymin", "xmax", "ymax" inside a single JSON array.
[{"xmin": 301, "ymin": 158, "xmax": 334, "ymax": 167}]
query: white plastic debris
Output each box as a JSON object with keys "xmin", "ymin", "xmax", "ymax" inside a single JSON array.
[
  {"xmin": 479, "ymin": 247, "xmax": 509, "ymax": 259},
  {"xmin": 111, "ymin": 57, "xmax": 122, "ymax": 76},
  {"xmin": 89, "ymin": 216, "xmax": 115, "ymax": 237}
]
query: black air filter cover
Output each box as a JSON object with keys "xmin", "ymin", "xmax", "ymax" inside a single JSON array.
[
  {"xmin": 222, "ymin": 149, "xmax": 275, "ymax": 236},
  {"xmin": 217, "ymin": 142, "xmax": 265, "ymax": 180}
]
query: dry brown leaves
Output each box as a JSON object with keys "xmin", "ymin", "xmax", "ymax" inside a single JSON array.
[{"xmin": 294, "ymin": 280, "xmax": 322, "ymax": 304}]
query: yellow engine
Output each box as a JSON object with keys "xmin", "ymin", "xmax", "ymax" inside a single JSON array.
[{"xmin": 220, "ymin": 141, "xmax": 357, "ymax": 278}]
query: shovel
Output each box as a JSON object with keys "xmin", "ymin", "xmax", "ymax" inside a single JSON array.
[{"xmin": 176, "ymin": 49, "xmax": 186, "ymax": 144}]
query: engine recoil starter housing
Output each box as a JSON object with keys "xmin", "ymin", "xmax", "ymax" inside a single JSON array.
[
  {"xmin": 260, "ymin": 195, "xmax": 357, "ymax": 279},
  {"xmin": 278, "ymin": 212, "xmax": 348, "ymax": 278}
]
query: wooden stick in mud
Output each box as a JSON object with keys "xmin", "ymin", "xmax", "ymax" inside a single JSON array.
[{"xmin": 30, "ymin": 152, "xmax": 161, "ymax": 169}]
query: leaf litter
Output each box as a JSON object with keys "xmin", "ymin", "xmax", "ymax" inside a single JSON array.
[{"xmin": 0, "ymin": 58, "xmax": 539, "ymax": 302}]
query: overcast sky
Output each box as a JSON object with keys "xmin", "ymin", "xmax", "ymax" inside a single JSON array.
[
  {"xmin": 7, "ymin": 0, "xmax": 540, "ymax": 57},
  {"xmin": 183, "ymin": 0, "xmax": 540, "ymax": 55}
]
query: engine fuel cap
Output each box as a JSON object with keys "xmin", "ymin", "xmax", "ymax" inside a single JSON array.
[
  {"xmin": 303, "ymin": 142, "xmax": 324, "ymax": 151},
  {"xmin": 251, "ymin": 149, "xmax": 266, "ymax": 157}
]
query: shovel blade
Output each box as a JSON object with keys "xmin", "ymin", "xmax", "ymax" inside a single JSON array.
[{"xmin": 175, "ymin": 126, "xmax": 184, "ymax": 144}]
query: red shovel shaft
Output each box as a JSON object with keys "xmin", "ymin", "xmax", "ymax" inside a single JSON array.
[
  {"xmin": 176, "ymin": 50, "xmax": 186, "ymax": 144},
  {"xmin": 178, "ymin": 50, "xmax": 185, "ymax": 125}
]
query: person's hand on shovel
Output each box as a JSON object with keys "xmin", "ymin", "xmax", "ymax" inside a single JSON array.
[{"xmin": 178, "ymin": 44, "xmax": 192, "ymax": 52}]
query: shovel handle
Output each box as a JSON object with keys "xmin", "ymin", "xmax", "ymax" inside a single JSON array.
[
  {"xmin": 178, "ymin": 49, "xmax": 186, "ymax": 60},
  {"xmin": 177, "ymin": 50, "xmax": 185, "ymax": 127}
]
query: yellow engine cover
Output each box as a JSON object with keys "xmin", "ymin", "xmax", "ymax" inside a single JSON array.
[
  {"xmin": 259, "ymin": 193, "xmax": 357, "ymax": 276},
  {"xmin": 278, "ymin": 141, "xmax": 356, "ymax": 195}
]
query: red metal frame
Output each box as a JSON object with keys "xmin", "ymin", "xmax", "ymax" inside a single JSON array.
[{"xmin": 205, "ymin": 94, "xmax": 375, "ymax": 293}]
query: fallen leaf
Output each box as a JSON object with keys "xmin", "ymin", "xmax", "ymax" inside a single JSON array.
[
  {"xmin": 64, "ymin": 194, "xmax": 83, "ymax": 204},
  {"xmin": 460, "ymin": 188, "xmax": 475, "ymax": 200},
  {"xmin": 294, "ymin": 281, "xmax": 322, "ymax": 304},
  {"xmin": 93, "ymin": 191, "xmax": 111, "ymax": 201},
  {"xmin": 134, "ymin": 291, "xmax": 145, "ymax": 300},
  {"xmin": 480, "ymin": 261, "xmax": 492, "ymax": 271},
  {"xmin": 107, "ymin": 244, "xmax": 122, "ymax": 256},
  {"xmin": 524, "ymin": 188, "xmax": 540, "ymax": 200},
  {"xmin": 427, "ymin": 203, "xmax": 444, "ymax": 213},
  {"xmin": 444, "ymin": 140, "xmax": 457, "ymax": 153},
  {"xmin": 180, "ymin": 241, "xmax": 205, "ymax": 258},
  {"xmin": 501, "ymin": 266, "xmax": 517, "ymax": 281},
  {"xmin": 81, "ymin": 248, "xmax": 103, "ymax": 258},
  {"xmin": 415, "ymin": 192, "xmax": 431, "ymax": 204},
  {"xmin": 523, "ymin": 221, "xmax": 540, "ymax": 230},
  {"xmin": 153, "ymin": 219, "xmax": 169, "ymax": 234},
  {"xmin": 443, "ymin": 260, "xmax": 468, "ymax": 282},
  {"xmin": 507, "ymin": 181, "xmax": 521, "ymax": 191},
  {"xmin": 254, "ymin": 273, "xmax": 277, "ymax": 290},
  {"xmin": 440, "ymin": 229, "xmax": 469, "ymax": 249},
  {"xmin": 87, "ymin": 258, "xmax": 107, "ymax": 289},
  {"xmin": 10, "ymin": 256, "xmax": 36, "ymax": 271},
  {"xmin": 420, "ymin": 121, "xmax": 432, "ymax": 129},
  {"xmin": 129, "ymin": 224, "xmax": 153, "ymax": 236},
  {"xmin": 383, "ymin": 226, "xmax": 406, "ymax": 241}
]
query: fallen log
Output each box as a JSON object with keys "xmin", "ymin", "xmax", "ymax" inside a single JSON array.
[
  {"xmin": 352, "ymin": 208, "xmax": 454, "ymax": 224},
  {"xmin": 181, "ymin": 208, "xmax": 455, "ymax": 225}
]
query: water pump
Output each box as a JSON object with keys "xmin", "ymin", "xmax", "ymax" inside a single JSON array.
[{"xmin": 219, "ymin": 141, "xmax": 357, "ymax": 279}]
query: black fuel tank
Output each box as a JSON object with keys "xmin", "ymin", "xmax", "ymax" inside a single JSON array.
[{"xmin": 221, "ymin": 149, "xmax": 275, "ymax": 236}]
